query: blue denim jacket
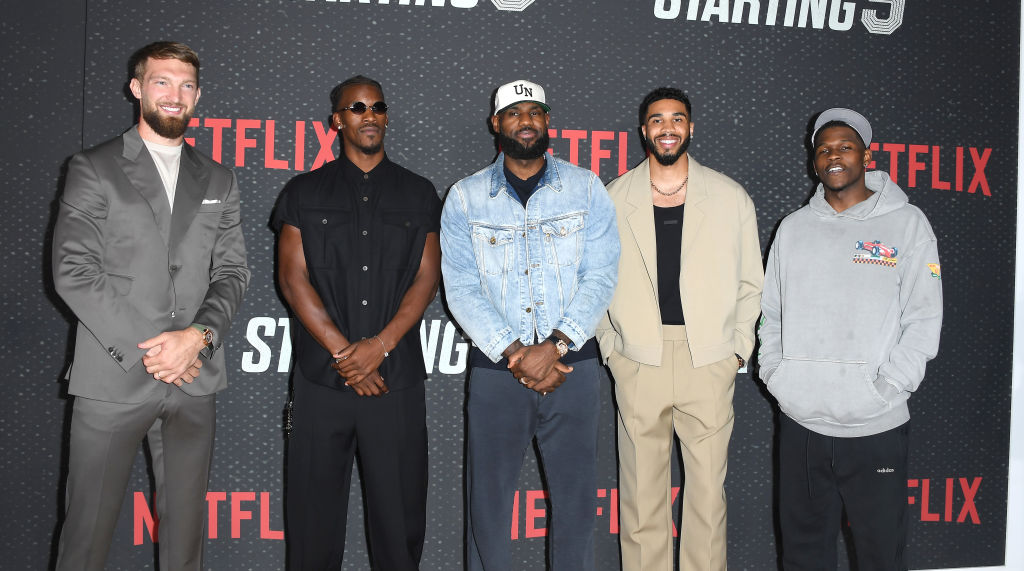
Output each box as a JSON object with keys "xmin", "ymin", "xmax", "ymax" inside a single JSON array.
[{"xmin": 440, "ymin": 153, "xmax": 620, "ymax": 362}]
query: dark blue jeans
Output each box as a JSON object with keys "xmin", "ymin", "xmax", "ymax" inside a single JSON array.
[{"xmin": 465, "ymin": 358, "xmax": 600, "ymax": 571}]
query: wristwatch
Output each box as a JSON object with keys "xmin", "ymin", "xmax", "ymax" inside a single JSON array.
[
  {"xmin": 546, "ymin": 335, "xmax": 569, "ymax": 358},
  {"xmin": 191, "ymin": 324, "xmax": 213, "ymax": 347}
]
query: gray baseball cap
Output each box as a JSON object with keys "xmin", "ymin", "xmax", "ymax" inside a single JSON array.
[{"xmin": 812, "ymin": 108, "xmax": 872, "ymax": 146}]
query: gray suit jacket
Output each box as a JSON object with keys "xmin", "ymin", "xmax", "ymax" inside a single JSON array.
[{"xmin": 54, "ymin": 127, "xmax": 250, "ymax": 403}]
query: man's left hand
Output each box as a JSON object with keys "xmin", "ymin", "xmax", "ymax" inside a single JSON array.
[
  {"xmin": 333, "ymin": 338, "xmax": 387, "ymax": 380},
  {"xmin": 175, "ymin": 358, "xmax": 203, "ymax": 387},
  {"xmin": 509, "ymin": 341, "xmax": 561, "ymax": 383},
  {"xmin": 344, "ymin": 369, "xmax": 389, "ymax": 397},
  {"xmin": 140, "ymin": 328, "xmax": 206, "ymax": 383}
]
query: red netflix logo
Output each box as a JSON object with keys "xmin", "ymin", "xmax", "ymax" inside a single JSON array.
[
  {"xmin": 511, "ymin": 477, "xmax": 983, "ymax": 540},
  {"xmin": 907, "ymin": 477, "xmax": 982, "ymax": 524},
  {"xmin": 509, "ymin": 486, "xmax": 675, "ymax": 539},
  {"xmin": 133, "ymin": 491, "xmax": 284, "ymax": 545},
  {"xmin": 180, "ymin": 117, "xmax": 634, "ymax": 179},
  {"xmin": 868, "ymin": 142, "xmax": 993, "ymax": 197},
  {"xmin": 546, "ymin": 129, "xmax": 632, "ymax": 179},
  {"xmin": 179, "ymin": 119, "xmax": 997, "ymax": 198},
  {"xmin": 183, "ymin": 117, "xmax": 337, "ymax": 172}
]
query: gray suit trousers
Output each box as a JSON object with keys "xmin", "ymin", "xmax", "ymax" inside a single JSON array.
[{"xmin": 56, "ymin": 384, "xmax": 215, "ymax": 571}]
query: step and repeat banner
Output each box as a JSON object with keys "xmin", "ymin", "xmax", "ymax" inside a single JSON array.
[{"xmin": 5, "ymin": 1, "xmax": 1020, "ymax": 569}]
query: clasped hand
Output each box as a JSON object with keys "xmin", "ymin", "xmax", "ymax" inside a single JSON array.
[
  {"xmin": 332, "ymin": 339, "xmax": 389, "ymax": 396},
  {"xmin": 507, "ymin": 342, "xmax": 573, "ymax": 395},
  {"xmin": 139, "ymin": 329, "xmax": 205, "ymax": 387}
]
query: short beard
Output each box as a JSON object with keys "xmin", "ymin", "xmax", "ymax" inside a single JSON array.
[
  {"xmin": 646, "ymin": 132, "xmax": 691, "ymax": 166},
  {"xmin": 352, "ymin": 140, "xmax": 383, "ymax": 156},
  {"xmin": 142, "ymin": 104, "xmax": 192, "ymax": 140},
  {"xmin": 499, "ymin": 130, "xmax": 549, "ymax": 160}
]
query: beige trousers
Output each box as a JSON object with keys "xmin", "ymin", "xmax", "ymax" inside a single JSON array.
[{"xmin": 609, "ymin": 325, "xmax": 735, "ymax": 571}]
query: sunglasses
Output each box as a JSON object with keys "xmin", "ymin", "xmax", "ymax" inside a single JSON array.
[{"xmin": 337, "ymin": 101, "xmax": 389, "ymax": 115}]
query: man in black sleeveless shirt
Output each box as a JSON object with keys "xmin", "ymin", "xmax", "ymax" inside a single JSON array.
[{"xmin": 273, "ymin": 75, "xmax": 441, "ymax": 570}]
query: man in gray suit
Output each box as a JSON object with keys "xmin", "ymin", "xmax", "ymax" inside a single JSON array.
[{"xmin": 52, "ymin": 41, "xmax": 249, "ymax": 570}]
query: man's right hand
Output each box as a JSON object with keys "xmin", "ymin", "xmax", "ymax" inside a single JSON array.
[
  {"xmin": 525, "ymin": 364, "xmax": 570, "ymax": 395},
  {"xmin": 341, "ymin": 369, "xmax": 389, "ymax": 397},
  {"xmin": 173, "ymin": 358, "xmax": 203, "ymax": 387},
  {"xmin": 505, "ymin": 339, "xmax": 572, "ymax": 394},
  {"xmin": 140, "ymin": 328, "xmax": 206, "ymax": 383},
  {"xmin": 509, "ymin": 341, "xmax": 570, "ymax": 383}
]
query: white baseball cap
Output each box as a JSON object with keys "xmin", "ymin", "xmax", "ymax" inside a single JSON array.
[{"xmin": 493, "ymin": 80, "xmax": 550, "ymax": 115}]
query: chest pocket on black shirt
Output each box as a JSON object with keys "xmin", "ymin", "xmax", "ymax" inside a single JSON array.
[
  {"xmin": 302, "ymin": 207, "xmax": 353, "ymax": 268},
  {"xmin": 380, "ymin": 209, "xmax": 428, "ymax": 269}
]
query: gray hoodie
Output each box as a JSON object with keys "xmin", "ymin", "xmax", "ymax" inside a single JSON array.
[{"xmin": 758, "ymin": 170, "xmax": 942, "ymax": 437}]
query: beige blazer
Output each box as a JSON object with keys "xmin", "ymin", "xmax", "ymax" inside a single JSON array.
[{"xmin": 596, "ymin": 156, "xmax": 763, "ymax": 368}]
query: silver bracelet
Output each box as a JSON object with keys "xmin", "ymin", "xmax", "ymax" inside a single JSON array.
[{"xmin": 373, "ymin": 335, "xmax": 389, "ymax": 358}]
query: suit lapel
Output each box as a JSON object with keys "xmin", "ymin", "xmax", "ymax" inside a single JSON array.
[
  {"xmin": 119, "ymin": 128, "xmax": 172, "ymax": 246},
  {"xmin": 624, "ymin": 159, "xmax": 659, "ymax": 295},
  {"xmin": 680, "ymin": 156, "xmax": 707, "ymax": 261},
  {"xmin": 169, "ymin": 144, "xmax": 209, "ymax": 248}
]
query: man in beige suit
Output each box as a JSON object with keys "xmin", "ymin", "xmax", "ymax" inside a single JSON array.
[{"xmin": 597, "ymin": 88, "xmax": 762, "ymax": 571}]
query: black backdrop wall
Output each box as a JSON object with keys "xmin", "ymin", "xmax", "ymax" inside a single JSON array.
[{"xmin": 3, "ymin": 1, "xmax": 1021, "ymax": 569}]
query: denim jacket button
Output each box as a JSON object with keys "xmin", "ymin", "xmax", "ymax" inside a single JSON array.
[
  {"xmin": 489, "ymin": 237, "xmax": 496, "ymax": 245},
  {"xmin": 525, "ymin": 307, "xmax": 532, "ymax": 313}
]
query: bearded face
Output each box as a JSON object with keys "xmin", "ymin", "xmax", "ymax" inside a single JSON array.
[
  {"xmin": 131, "ymin": 56, "xmax": 200, "ymax": 142},
  {"xmin": 141, "ymin": 99, "xmax": 194, "ymax": 140},
  {"xmin": 641, "ymin": 98, "xmax": 693, "ymax": 166},
  {"xmin": 498, "ymin": 128, "xmax": 550, "ymax": 160},
  {"xmin": 646, "ymin": 130, "xmax": 691, "ymax": 166},
  {"xmin": 494, "ymin": 102, "xmax": 551, "ymax": 160}
]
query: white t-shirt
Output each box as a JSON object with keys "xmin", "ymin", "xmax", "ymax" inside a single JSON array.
[{"xmin": 143, "ymin": 139, "xmax": 183, "ymax": 212}]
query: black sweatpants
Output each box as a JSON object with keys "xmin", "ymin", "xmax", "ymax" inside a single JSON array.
[{"xmin": 778, "ymin": 415, "xmax": 909, "ymax": 571}]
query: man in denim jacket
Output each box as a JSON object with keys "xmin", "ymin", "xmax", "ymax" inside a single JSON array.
[{"xmin": 440, "ymin": 80, "xmax": 619, "ymax": 570}]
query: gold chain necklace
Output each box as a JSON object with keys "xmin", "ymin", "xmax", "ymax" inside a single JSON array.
[{"xmin": 650, "ymin": 175, "xmax": 688, "ymax": 196}]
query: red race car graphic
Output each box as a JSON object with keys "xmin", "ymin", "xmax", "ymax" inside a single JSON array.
[{"xmin": 855, "ymin": 240, "xmax": 897, "ymax": 258}]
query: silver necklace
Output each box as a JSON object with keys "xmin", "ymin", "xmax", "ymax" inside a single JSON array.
[{"xmin": 650, "ymin": 175, "xmax": 688, "ymax": 196}]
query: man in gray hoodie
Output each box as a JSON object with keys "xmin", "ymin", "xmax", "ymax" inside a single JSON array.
[{"xmin": 758, "ymin": 108, "xmax": 942, "ymax": 570}]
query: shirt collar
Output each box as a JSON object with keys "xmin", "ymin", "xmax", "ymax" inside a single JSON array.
[
  {"xmin": 338, "ymin": 151, "xmax": 394, "ymax": 188},
  {"xmin": 490, "ymin": 153, "xmax": 562, "ymax": 199}
]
